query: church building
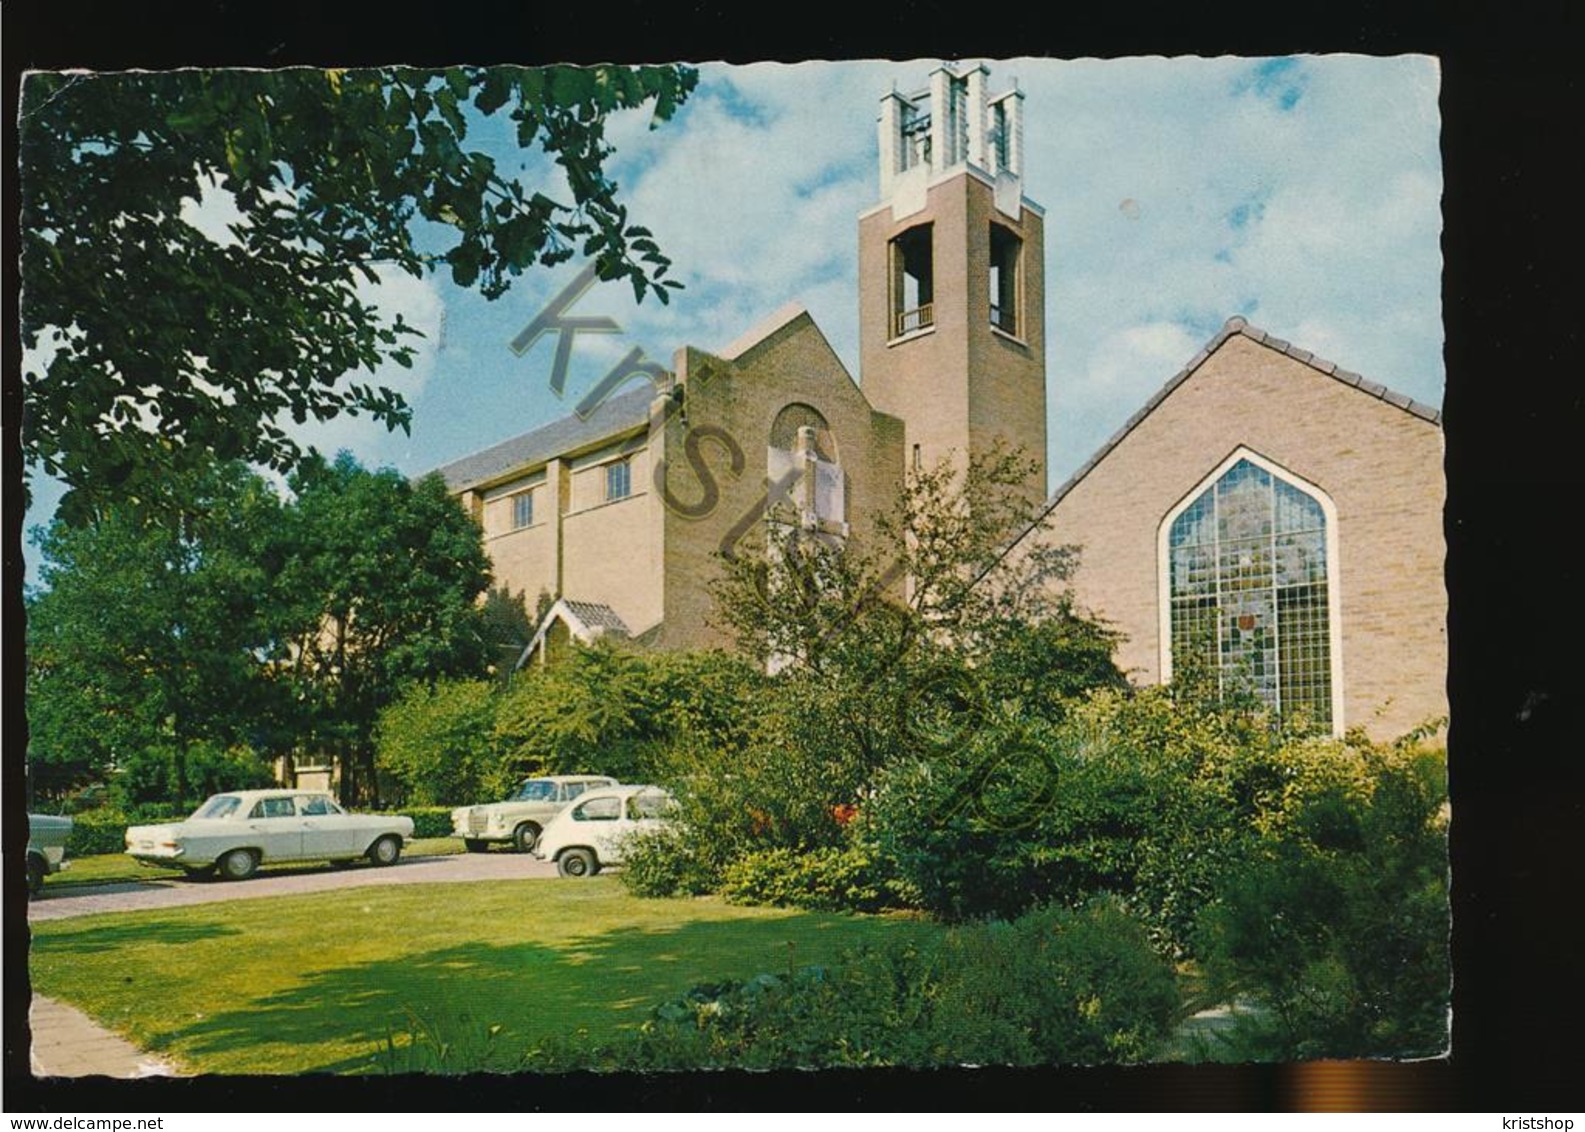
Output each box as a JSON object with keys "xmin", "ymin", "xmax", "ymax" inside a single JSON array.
[{"xmin": 435, "ymin": 63, "xmax": 1447, "ymax": 742}]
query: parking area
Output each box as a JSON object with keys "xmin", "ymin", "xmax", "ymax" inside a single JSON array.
[{"xmin": 28, "ymin": 850, "xmax": 560, "ymax": 921}]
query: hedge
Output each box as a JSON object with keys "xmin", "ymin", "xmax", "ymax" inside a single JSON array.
[
  {"xmin": 396, "ymin": 806, "xmax": 455, "ymax": 840},
  {"xmin": 64, "ymin": 809, "xmax": 141, "ymax": 857}
]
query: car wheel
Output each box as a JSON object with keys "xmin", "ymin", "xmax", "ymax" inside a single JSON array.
[
  {"xmin": 218, "ymin": 848, "xmax": 259, "ymax": 881},
  {"xmin": 512, "ymin": 823, "xmax": 541, "ymax": 854},
  {"xmin": 463, "ymin": 839, "xmax": 490, "ymax": 853},
  {"xmin": 27, "ymin": 855, "xmax": 46, "ymax": 898},
  {"xmin": 557, "ymin": 848, "xmax": 597, "ymax": 878},
  {"xmin": 367, "ymin": 835, "xmax": 402, "ymax": 867}
]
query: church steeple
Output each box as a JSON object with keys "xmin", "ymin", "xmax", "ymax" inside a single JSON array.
[
  {"xmin": 876, "ymin": 64, "xmax": 1026, "ymax": 211},
  {"xmin": 859, "ymin": 63, "xmax": 1047, "ymax": 496}
]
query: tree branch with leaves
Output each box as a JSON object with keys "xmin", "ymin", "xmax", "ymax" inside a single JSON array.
[{"xmin": 19, "ymin": 64, "xmax": 697, "ymax": 522}]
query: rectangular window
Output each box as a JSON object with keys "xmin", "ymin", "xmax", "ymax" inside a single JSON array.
[
  {"xmin": 901, "ymin": 104, "xmax": 930, "ymax": 171},
  {"xmin": 991, "ymin": 101, "xmax": 1010, "ymax": 172},
  {"xmin": 605, "ymin": 459, "xmax": 632, "ymax": 502},
  {"xmin": 512, "ymin": 490, "xmax": 534, "ymax": 530},
  {"xmin": 890, "ymin": 225, "xmax": 934, "ymax": 337},
  {"xmin": 947, "ymin": 75, "xmax": 969, "ymax": 166},
  {"xmin": 990, "ymin": 224, "xmax": 1022, "ymax": 336}
]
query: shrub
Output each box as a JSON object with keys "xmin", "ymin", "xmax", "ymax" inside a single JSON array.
[
  {"xmin": 936, "ymin": 897, "xmax": 1182, "ymax": 1065},
  {"xmin": 862, "ymin": 718, "xmax": 1144, "ymax": 924},
  {"xmin": 108, "ymin": 740, "xmax": 274, "ymax": 812},
  {"xmin": 861, "ymin": 688, "xmax": 1400, "ymax": 956},
  {"xmin": 519, "ymin": 898, "xmax": 1178, "ymax": 1072},
  {"xmin": 395, "ymin": 806, "xmax": 455, "ymax": 840},
  {"xmin": 493, "ymin": 645, "xmax": 762, "ymax": 788},
  {"xmin": 718, "ymin": 844, "xmax": 909, "ymax": 913},
  {"xmin": 616, "ymin": 823, "xmax": 716, "ymax": 898},
  {"xmin": 65, "ymin": 808, "xmax": 137, "ymax": 857},
  {"xmin": 1194, "ymin": 741, "xmax": 1450, "ymax": 1060}
]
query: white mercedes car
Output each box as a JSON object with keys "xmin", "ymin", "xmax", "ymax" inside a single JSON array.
[
  {"xmin": 450, "ymin": 774, "xmax": 618, "ymax": 853},
  {"xmin": 125, "ymin": 789, "xmax": 415, "ymax": 881}
]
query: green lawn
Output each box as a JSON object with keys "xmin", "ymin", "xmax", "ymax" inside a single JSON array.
[
  {"xmin": 44, "ymin": 837, "xmax": 463, "ymax": 889},
  {"xmin": 29, "ymin": 876, "xmax": 939, "ymax": 1075}
]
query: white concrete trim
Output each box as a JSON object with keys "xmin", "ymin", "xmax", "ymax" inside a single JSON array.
[{"xmin": 887, "ymin": 324, "xmax": 938, "ymax": 349}]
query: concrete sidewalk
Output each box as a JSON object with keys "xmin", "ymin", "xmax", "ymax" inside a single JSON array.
[{"xmin": 29, "ymin": 995, "xmax": 185, "ymax": 1079}]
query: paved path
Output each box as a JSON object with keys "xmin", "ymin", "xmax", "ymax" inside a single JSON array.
[
  {"xmin": 30, "ymin": 850, "xmax": 559, "ymax": 921},
  {"xmin": 29, "ymin": 996, "xmax": 186, "ymax": 1079}
]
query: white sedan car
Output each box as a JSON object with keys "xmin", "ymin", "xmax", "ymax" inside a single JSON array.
[
  {"xmin": 125, "ymin": 789, "xmax": 415, "ymax": 881},
  {"xmin": 532, "ymin": 784, "xmax": 675, "ymax": 878}
]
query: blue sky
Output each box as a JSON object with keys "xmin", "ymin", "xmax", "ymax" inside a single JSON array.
[{"xmin": 22, "ymin": 55, "xmax": 1443, "ymax": 585}]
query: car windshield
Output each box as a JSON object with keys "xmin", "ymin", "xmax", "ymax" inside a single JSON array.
[
  {"xmin": 192, "ymin": 795, "xmax": 242, "ymax": 820},
  {"xmin": 512, "ymin": 780, "xmax": 558, "ymax": 802}
]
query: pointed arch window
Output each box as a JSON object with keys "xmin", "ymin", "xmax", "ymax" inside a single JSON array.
[{"xmin": 1160, "ymin": 452, "xmax": 1342, "ymax": 731}]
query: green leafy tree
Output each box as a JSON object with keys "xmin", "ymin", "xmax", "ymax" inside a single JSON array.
[
  {"xmin": 19, "ymin": 64, "xmax": 697, "ymax": 522},
  {"xmin": 374, "ymin": 679, "xmax": 500, "ymax": 806},
  {"xmin": 494, "ymin": 642, "xmax": 760, "ymax": 788},
  {"xmin": 702, "ymin": 446, "xmax": 1088, "ymax": 821},
  {"xmin": 274, "ymin": 452, "xmax": 494, "ymax": 803},
  {"xmin": 479, "ymin": 584, "xmax": 536, "ymax": 685},
  {"xmin": 25, "ymin": 462, "xmax": 292, "ymax": 800},
  {"xmin": 713, "ymin": 444, "xmax": 1075, "ymax": 680}
]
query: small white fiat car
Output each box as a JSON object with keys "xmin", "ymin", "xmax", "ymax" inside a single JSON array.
[
  {"xmin": 125, "ymin": 789, "xmax": 415, "ymax": 881},
  {"xmin": 532, "ymin": 784, "xmax": 675, "ymax": 878}
]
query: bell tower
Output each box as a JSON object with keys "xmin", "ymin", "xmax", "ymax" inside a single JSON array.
[{"xmin": 858, "ymin": 63, "xmax": 1047, "ymax": 496}]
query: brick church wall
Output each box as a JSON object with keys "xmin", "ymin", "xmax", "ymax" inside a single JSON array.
[{"xmin": 1046, "ymin": 331, "xmax": 1447, "ymax": 741}]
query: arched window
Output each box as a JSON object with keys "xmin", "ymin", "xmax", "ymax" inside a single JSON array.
[
  {"xmin": 1160, "ymin": 451, "xmax": 1342, "ymax": 730},
  {"xmin": 768, "ymin": 403, "xmax": 845, "ymax": 533}
]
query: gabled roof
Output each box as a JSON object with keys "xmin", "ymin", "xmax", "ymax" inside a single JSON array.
[
  {"xmin": 560, "ymin": 600, "xmax": 631, "ymax": 636},
  {"xmin": 432, "ymin": 385, "xmax": 655, "ymax": 494},
  {"xmin": 710, "ymin": 300, "xmax": 875, "ymax": 403},
  {"xmin": 514, "ymin": 597, "xmax": 633, "ymax": 670},
  {"xmin": 718, "ymin": 302, "xmax": 809, "ymax": 361},
  {"xmin": 982, "ymin": 317, "xmax": 1442, "ymax": 574},
  {"xmin": 1045, "ymin": 316, "xmax": 1441, "ymax": 514}
]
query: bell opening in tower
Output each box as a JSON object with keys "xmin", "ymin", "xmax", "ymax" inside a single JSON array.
[
  {"xmin": 990, "ymin": 223, "xmax": 1022, "ymax": 336},
  {"xmin": 890, "ymin": 223, "xmax": 934, "ymax": 338}
]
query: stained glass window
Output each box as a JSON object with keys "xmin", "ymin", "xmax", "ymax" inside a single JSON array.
[{"xmin": 1167, "ymin": 458, "xmax": 1333, "ymax": 727}]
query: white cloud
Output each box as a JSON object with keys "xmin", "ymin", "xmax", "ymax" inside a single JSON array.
[
  {"xmin": 24, "ymin": 56, "xmax": 1445, "ymax": 565},
  {"xmin": 1088, "ymin": 322, "xmax": 1206, "ymax": 391},
  {"xmin": 1009, "ymin": 54, "xmax": 1443, "ymax": 481}
]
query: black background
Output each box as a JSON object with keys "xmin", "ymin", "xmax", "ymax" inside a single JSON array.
[{"xmin": 4, "ymin": 0, "xmax": 1580, "ymax": 1113}]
